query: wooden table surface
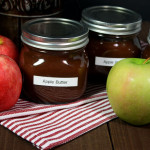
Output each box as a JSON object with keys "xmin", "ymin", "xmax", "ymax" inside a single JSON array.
[
  {"xmin": 0, "ymin": 14, "xmax": 150, "ymax": 150},
  {"xmin": 1, "ymin": 117, "xmax": 150, "ymax": 150}
]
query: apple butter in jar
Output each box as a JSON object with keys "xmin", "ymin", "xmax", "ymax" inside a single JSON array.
[
  {"xmin": 81, "ymin": 6, "xmax": 142, "ymax": 78},
  {"xmin": 20, "ymin": 18, "xmax": 89, "ymax": 104}
]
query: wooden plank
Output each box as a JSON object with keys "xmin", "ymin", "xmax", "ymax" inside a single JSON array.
[
  {"xmin": 55, "ymin": 124, "xmax": 113, "ymax": 150},
  {"xmin": 109, "ymin": 118, "xmax": 150, "ymax": 150},
  {"xmin": 0, "ymin": 125, "xmax": 37, "ymax": 150},
  {"xmin": 0, "ymin": 123, "xmax": 112, "ymax": 150}
]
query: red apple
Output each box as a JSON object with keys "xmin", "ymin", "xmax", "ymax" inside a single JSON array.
[
  {"xmin": 0, "ymin": 55, "xmax": 22, "ymax": 112},
  {"xmin": 0, "ymin": 35, "xmax": 19, "ymax": 62}
]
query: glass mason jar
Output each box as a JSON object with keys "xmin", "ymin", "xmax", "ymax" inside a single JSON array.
[
  {"xmin": 20, "ymin": 18, "xmax": 89, "ymax": 104},
  {"xmin": 81, "ymin": 5, "xmax": 142, "ymax": 78}
]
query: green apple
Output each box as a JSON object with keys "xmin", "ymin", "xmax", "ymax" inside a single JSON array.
[{"xmin": 106, "ymin": 58, "xmax": 150, "ymax": 125}]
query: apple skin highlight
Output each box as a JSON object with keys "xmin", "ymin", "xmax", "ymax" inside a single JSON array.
[{"xmin": 106, "ymin": 58, "xmax": 150, "ymax": 125}]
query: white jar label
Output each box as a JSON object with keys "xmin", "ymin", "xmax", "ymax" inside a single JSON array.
[
  {"xmin": 95, "ymin": 57, "xmax": 124, "ymax": 67},
  {"xmin": 33, "ymin": 76, "xmax": 78, "ymax": 87}
]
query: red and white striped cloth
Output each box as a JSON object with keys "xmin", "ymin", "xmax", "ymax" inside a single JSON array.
[{"xmin": 0, "ymin": 83, "xmax": 117, "ymax": 150}]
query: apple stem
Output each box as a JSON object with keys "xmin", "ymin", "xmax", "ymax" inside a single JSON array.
[
  {"xmin": 143, "ymin": 57, "xmax": 150, "ymax": 64},
  {"xmin": 0, "ymin": 38, "xmax": 3, "ymax": 45}
]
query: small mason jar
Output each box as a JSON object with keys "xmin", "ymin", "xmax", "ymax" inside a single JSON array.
[
  {"xmin": 20, "ymin": 18, "xmax": 89, "ymax": 104},
  {"xmin": 81, "ymin": 6, "xmax": 142, "ymax": 78}
]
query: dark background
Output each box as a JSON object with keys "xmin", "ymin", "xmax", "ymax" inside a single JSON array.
[{"xmin": 62, "ymin": 0, "xmax": 150, "ymax": 21}]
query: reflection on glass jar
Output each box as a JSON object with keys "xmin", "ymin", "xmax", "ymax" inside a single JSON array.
[
  {"xmin": 20, "ymin": 18, "xmax": 89, "ymax": 104},
  {"xmin": 141, "ymin": 30, "xmax": 150, "ymax": 59},
  {"xmin": 81, "ymin": 5, "xmax": 142, "ymax": 78}
]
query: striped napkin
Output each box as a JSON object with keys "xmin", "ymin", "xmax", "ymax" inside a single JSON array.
[{"xmin": 0, "ymin": 82, "xmax": 117, "ymax": 150}]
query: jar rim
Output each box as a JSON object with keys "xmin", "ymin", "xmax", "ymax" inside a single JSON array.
[
  {"xmin": 81, "ymin": 5, "xmax": 142, "ymax": 35},
  {"xmin": 21, "ymin": 17, "xmax": 89, "ymax": 50}
]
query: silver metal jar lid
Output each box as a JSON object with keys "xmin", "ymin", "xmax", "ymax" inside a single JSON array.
[
  {"xmin": 81, "ymin": 5, "xmax": 142, "ymax": 35},
  {"xmin": 21, "ymin": 18, "xmax": 89, "ymax": 50}
]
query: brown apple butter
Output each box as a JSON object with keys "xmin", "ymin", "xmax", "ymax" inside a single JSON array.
[
  {"xmin": 81, "ymin": 6, "xmax": 142, "ymax": 78},
  {"xmin": 20, "ymin": 18, "xmax": 89, "ymax": 104}
]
